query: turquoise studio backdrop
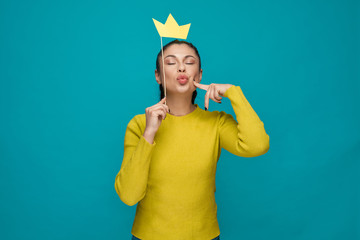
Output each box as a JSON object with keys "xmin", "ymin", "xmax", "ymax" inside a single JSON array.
[{"xmin": 1, "ymin": 0, "xmax": 359, "ymax": 239}]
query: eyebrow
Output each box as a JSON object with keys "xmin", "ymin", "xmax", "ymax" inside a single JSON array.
[{"xmin": 164, "ymin": 55, "xmax": 196, "ymax": 60}]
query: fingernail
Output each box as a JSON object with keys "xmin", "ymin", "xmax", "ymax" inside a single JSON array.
[{"xmin": 205, "ymin": 107, "xmax": 207, "ymax": 111}]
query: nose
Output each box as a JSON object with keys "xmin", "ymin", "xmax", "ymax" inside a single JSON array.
[{"xmin": 177, "ymin": 62, "xmax": 185, "ymax": 72}]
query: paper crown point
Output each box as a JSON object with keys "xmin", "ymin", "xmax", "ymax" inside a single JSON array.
[{"xmin": 152, "ymin": 13, "xmax": 191, "ymax": 39}]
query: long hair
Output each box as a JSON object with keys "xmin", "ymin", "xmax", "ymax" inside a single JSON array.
[{"xmin": 156, "ymin": 40, "xmax": 201, "ymax": 104}]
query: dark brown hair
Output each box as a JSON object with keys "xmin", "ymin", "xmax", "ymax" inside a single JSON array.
[{"xmin": 156, "ymin": 39, "xmax": 201, "ymax": 104}]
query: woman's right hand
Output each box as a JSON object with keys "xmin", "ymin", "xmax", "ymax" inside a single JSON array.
[{"xmin": 144, "ymin": 96, "xmax": 169, "ymax": 134}]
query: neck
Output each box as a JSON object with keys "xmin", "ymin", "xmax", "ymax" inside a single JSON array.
[{"xmin": 166, "ymin": 95, "xmax": 196, "ymax": 116}]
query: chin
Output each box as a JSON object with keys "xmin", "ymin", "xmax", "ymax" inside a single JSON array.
[
  {"xmin": 177, "ymin": 83, "xmax": 193, "ymax": 90},
  {"xmin": 167, "ymin": 84, "xmax": 193, "ymax": 94}
]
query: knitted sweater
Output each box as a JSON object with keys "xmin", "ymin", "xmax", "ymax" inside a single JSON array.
[{"xmin": 114, "ymin": 85, "xmax": 270, "ymax": 240}]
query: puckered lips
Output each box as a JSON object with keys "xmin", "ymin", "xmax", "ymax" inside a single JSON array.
[{"xmin": 177, "ymin": 74, "xmax": 189, "ymax": 84}]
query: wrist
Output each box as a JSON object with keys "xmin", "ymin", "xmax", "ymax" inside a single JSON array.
[{"xmin": 144, "ymin": 128, "xmax": 156, "ymax": 137}]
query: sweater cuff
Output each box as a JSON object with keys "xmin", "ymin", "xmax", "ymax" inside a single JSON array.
[
  {"xmin": 140, "ymin": 134, "xmax": 157, "ymax": 147},
  {"xmin": 223, "ymin": 84, "xmax": 239, "ymax": 98}
]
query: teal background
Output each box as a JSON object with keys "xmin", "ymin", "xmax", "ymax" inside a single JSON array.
[{"xmin": 1, "ymin": 0, "xmax": 359, "ymax": 239}]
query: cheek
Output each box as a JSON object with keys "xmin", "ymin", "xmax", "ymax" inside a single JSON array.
[
  {"xmin": 164, "ymin": 66, "xmax": 177, "ymax": 74},
  {"xmin": 189, "ymin": 68, "xmax": 199, "ymax": 76},
  {"xmin": 189, "ymin": 64, "xmax": 199, "ymax": 71}
]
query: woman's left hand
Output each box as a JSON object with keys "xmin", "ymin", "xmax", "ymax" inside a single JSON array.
[{"xmin": 193, "ymin": 81, "xmax": 233, "ymax": 110}]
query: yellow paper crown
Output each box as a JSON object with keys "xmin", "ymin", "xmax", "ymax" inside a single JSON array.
[{"xmin": 152, "ymin": 13, "xmax": 191, "ymax": 39}]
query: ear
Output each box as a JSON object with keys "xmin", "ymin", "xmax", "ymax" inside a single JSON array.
[
  {"xmin": 155, "ymin": 69, "xmax": 162, "ymax": 85},
  {"xmin": 198, "ymin": 69, "xmax": 203, "ymax": 83}
]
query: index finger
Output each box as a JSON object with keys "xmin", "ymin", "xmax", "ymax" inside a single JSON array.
[
  {"xmin": 193, "ymin": 81, "xmax": 209, "ymax": 91},
  {"xmin": 159, "ymin": 96, "xmax": 166, "ymax": 103}
]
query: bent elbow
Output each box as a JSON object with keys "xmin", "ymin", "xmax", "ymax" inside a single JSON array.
[
  {"xmin": 257, "ymin": 141, "xmax": 270, "ymax": 156},
  {"xmin": 252, "ymin": 136, "xmax": 270, "ymax": 157},
  {"xmin": 241, "ymin": 136, "xmax": 269, "ymax": 158},
  {"xmin": 120, "ymin": 195, "xmax": 139, "ymax": 206},
  {"xmin": 263, "ymin": 134, "xmax": 270, "ymax": 153},
  {"xmin": 114, "ymin": 179, "xmax": 143, "ymax": 206}
]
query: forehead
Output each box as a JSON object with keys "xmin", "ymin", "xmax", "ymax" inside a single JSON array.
[{"xmin": 164, "ymin": 44, "xmax": 196, "ymax": 57}]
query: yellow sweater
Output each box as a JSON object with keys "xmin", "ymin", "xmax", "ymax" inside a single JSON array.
[{"xmin": 114, "ymin": 85, "xmax": 270, "ymax": 240}]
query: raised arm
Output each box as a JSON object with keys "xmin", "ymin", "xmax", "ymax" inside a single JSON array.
[
  {"xmin": 218, "ymin": 85, "xmax": 270, "ymax": 157},
  {"xmin": 114, "ymin": 115, "xmax": 156, "ymax": 206}
]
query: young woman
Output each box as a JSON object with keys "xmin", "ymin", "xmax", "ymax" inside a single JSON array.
[{"xmin": 115, "ymin": 40, "xmax": 270, "ymax": 240}]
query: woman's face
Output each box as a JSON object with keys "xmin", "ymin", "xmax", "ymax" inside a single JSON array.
[{"xmin": 155, "ymin": 43, "xmax": 202, "ymax": 96}]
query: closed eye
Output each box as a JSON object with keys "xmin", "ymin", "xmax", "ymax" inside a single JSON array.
[{"xmin": 167, "ymin": 63, "xmax": 194, "ymax": 65}]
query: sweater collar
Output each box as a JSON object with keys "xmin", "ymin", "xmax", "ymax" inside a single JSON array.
[{"xmin": 166, "ymin": 104, "xmax": 201, "ymax": 120}]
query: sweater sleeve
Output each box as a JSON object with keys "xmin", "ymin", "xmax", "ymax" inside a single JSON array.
[
  {"xmin": 218, "ymin": 85, "xmax": 270, "ymax": 157},
  {"xmin": 114, "ymin": 115, "xmax": 156, "ymax": 206}
]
